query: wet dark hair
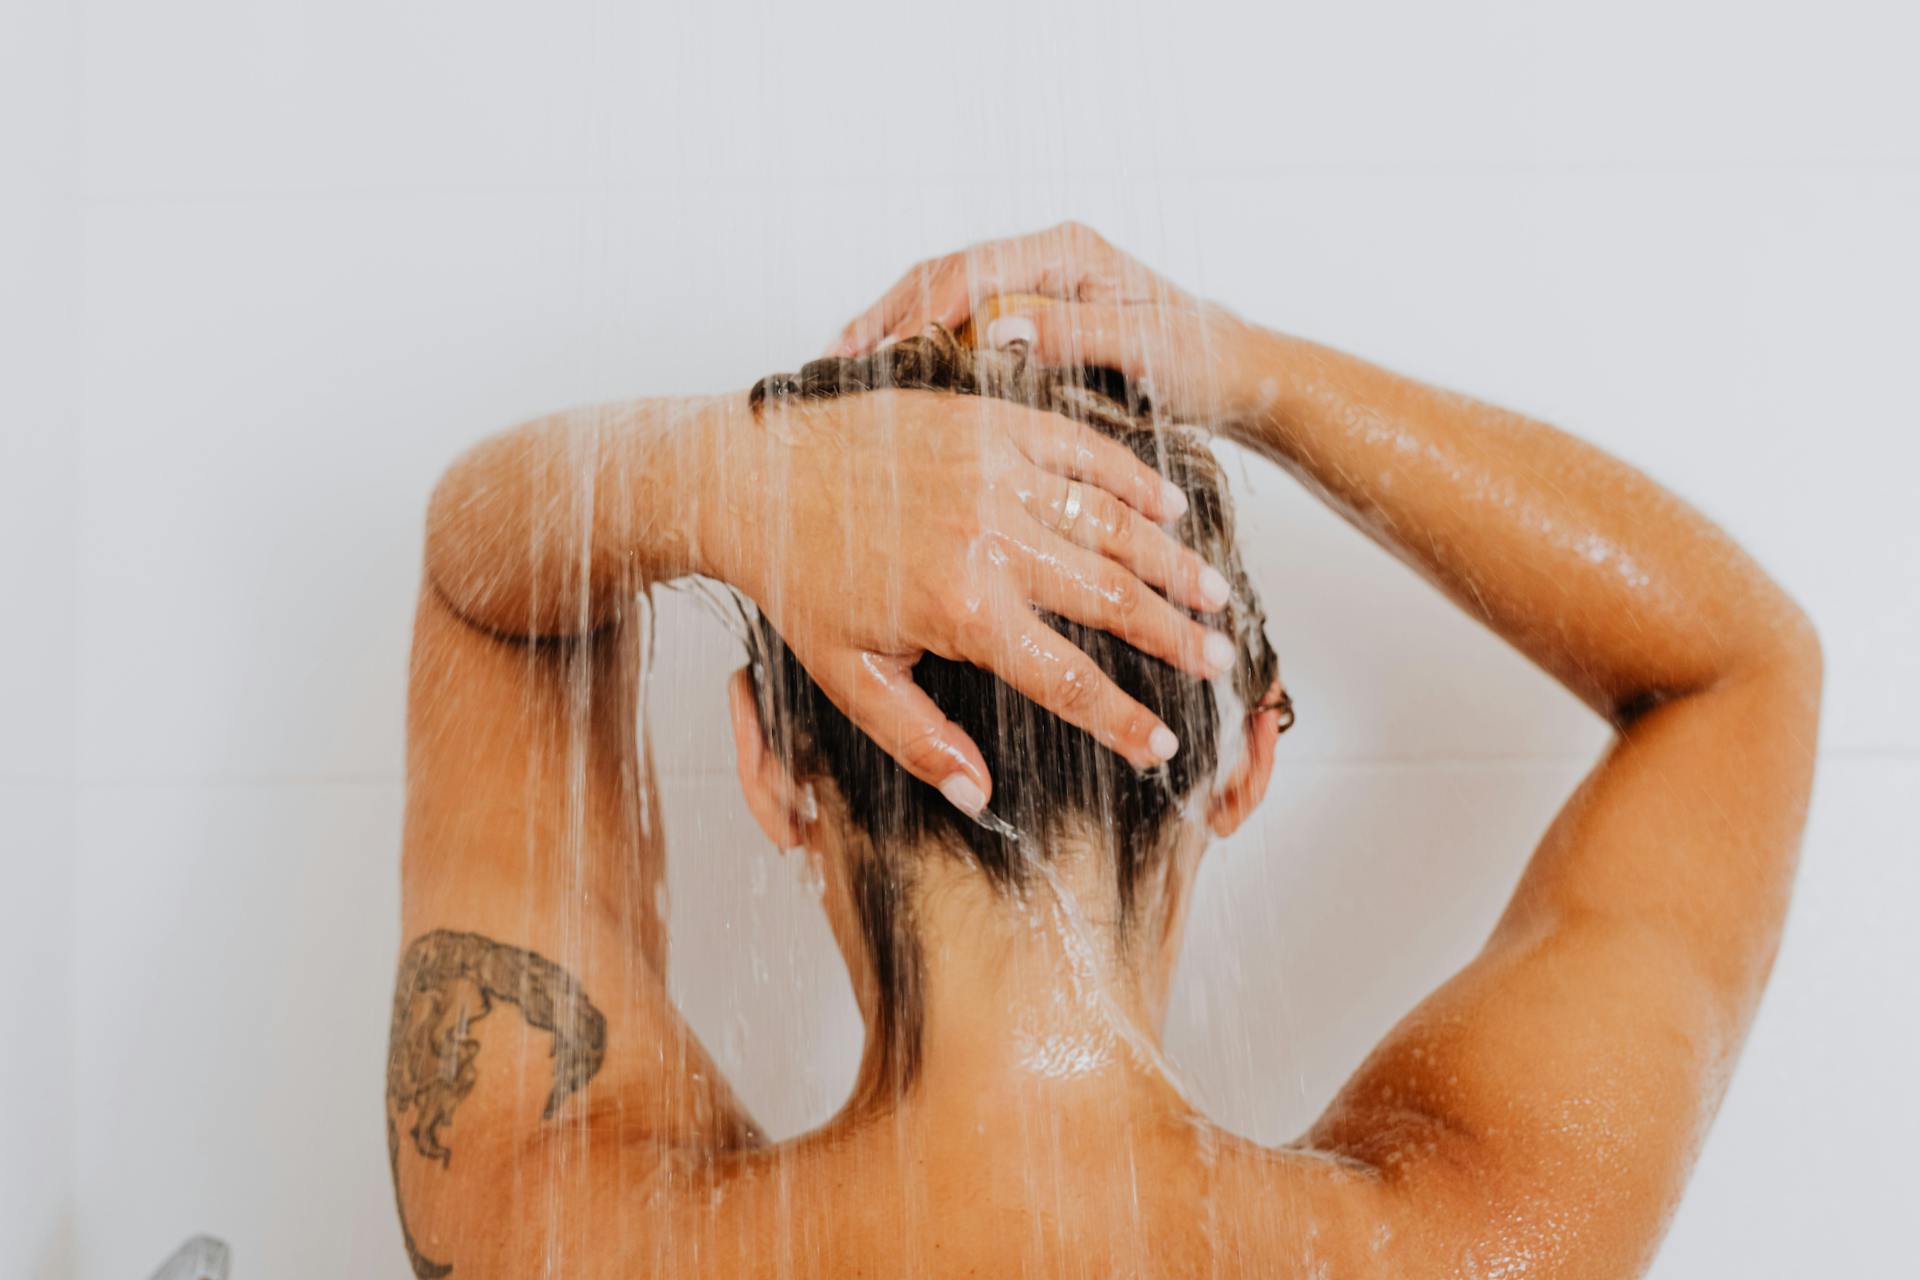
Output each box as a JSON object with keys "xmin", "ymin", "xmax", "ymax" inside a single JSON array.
[{"xmin": 744, "ymin": 326, "xmax": 1289, "ymax": 1090}]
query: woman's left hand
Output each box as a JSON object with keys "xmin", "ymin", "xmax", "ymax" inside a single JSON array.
[{"xmin": 699, "ymin": 386, "xmax": 1236, "ymax": 816}]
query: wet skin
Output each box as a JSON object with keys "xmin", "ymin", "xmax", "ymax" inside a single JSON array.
[{"xmin": 392, "ymin": 227, "xmax": 1819, "ymax": 1277}]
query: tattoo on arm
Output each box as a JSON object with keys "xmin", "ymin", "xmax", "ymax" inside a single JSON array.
[
  {"xmin": 388, "ymin": 1114, "xmax": 452, "ymax": 1279},
  {"xmin": 384, "ymin": 929, "xmax": 609, "ymax": 1278}
]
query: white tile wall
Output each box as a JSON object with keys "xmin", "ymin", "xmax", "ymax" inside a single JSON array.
[
  {"xmin": 1656, "ymin": 759, "xmax": 1920, "ymax": 1276},
  {"xmin": 10, "ymin": 1, "xmax": 1915, "ymax": 1276},
  {"xmin": 3, "ymin": 0, "xmax": 79, "ymax": 1276},
  {"xmin": 71, "ymin": 783, "xmax": 404, "ymax": 1280},
  {"xmin": 0, "ymin": 786, "xmax": 77, "ymax": 1280}
]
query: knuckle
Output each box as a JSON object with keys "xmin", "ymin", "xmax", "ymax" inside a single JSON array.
[
  {"xmin": 1066, "ymin": 220, "xmax": 1109, "ymax": 251},
  {"xmin": 1059, "ymin": 428, "xmax": 1095, "ymax": 471},
  {"xmin": 1047, "ymin": 660, "xmax": 1102, "ymax": 716},
  {"xmin": 978, "ymin": 524, "xmax": 1019, "ymax": 565},
  {"xmin": 948, "ymin": 599, "xmax": 996, "ymax": 653},
  {"xmin": 1173, "ymin": 550, "xmax": 1207, "ymax": 594},
  {"xmin": 1104, "ymin": 573, "xmax": 1142, "ymax": 620},
  {"xmin": 1038, "ymin": 421, "xmax": 1074, "ymax": 456},
  {"xmin": 1181, "ymin": 616, "xmax": 1212, "ymax": 658},
  {"xmin": 1097, "ymin": 498, "xmax": 1133, "ymax": 550},
  {"xmin": 1116, "ymin": 705, "xmax": 1159, "ymax": 749},
  {"xmin": 896, "ymin": 725, "xmax": 951, "ymax": 777},
  {"xmin": 934, "ymin": 584, "xmax": 971, "ymax": 625}
]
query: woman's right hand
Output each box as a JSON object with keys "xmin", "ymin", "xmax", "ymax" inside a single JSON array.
[{"xmin": 698, "ymin": 385, "xmax": 1238, "ymax": 817}]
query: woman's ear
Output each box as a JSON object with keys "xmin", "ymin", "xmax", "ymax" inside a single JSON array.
[
  {"xmin": 728, "ymin": 667, "xmax": 809, "ymax": 849},
  {"xmin": 1205, "ymin": 682, "xmax": 1286, "ymax": 838}
]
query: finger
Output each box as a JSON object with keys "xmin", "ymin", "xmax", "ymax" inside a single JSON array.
[
  {"xmin": 988, "ymin": 300, "xmax": 1153, "ymax": 369},
  {"xmin": 835, "ymin": 223, "xmax": 1101, "ymax": 355},
  {"xmin": 1022, "ymin": 473, "xmax": 1230, "ymax": 614},
  {"xmin": 832, "ymin": 257, "xmax": 971, "ymax": 357},
  {"xmin": 958, "ymin": 607, "xmax": 1181, "ymax": 770},
  {"xmin": 1020, "ymin": 528, "xmax": 1236, "ymax": 681},
  {"xmin": 906, "ymin": 225, "xmax": 1104, "ymax": 345},
  {"xmin": 877, "ymin": 259, "xmax": 973, "ymax": 347},
  {"xmin": 1011, "ymin": 407, "xmax": 1189, "ymax": 523},
  {"xmin": 829, "ymin": 263, "xmax": 940, "ymax": 356},
  {"xmin": 877, "ymin": 255, "xmax": 1063, "ymax": 349},
  {"xmin": 987, "ymin": 302, "xmax": 1214, "ymax": 413},
  {"xmin": 818, "ymin": 647, "xmax": 994, "ymax": 815}
]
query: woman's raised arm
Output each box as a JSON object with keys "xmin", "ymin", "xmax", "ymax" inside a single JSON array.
[
  {"xmin": 396, "ymin": 375, "xmax": 1245, "ymax": 1271},
  {"xmin": 425, "ymin": 386, "xmax": 1236, "ymax": 807},
  {"xmin": 1226, "ymin": 316, "xmax": 1818, "ymax": 1277},
  {"xmin": 842, "ymin": 223, "xmax": 1821, "ymax": 1272}
]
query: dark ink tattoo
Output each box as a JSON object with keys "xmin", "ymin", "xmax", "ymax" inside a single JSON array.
[
  {"xmin": 389, "ymin": 1114, "xmax": 453, "ymax": 1279},
  {"xmin": 385, "ymin": 929, "xmax": 609, "ymax": 1277}
]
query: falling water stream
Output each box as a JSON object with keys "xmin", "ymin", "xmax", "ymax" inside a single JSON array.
[{"xmin": 377, "ymin": 13, "xmax": 1810, "ymax": 1272}]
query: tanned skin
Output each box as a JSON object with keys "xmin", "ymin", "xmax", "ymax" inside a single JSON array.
[{"xmin": 390, "ymin": 224, "xmax": 1819, "ymax": 1278}]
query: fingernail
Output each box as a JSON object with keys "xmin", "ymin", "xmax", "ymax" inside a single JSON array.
[
  {"xmin": 1160, "ymin": 481, "xmax": 1189, "ymax": 519},
  {"xmin": 939, "ymin": 774, "xmax": 986, "ymax": 815},
  {"xmin": 1149, "ymin": 725, "xmax": 1181, "ymax": 761},
  {"xmin": 987, "ymin": 315, "xmax": 1036, "ymax": 351},
  {"xmin": 1204, "ymin": 631, "xmax": 1236, "ymax": 674},
  {"xmin": 1198, "ymin": 565, "xmax": 1231, "ymax": 610}
]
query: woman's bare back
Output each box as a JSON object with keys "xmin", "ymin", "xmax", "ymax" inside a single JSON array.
[{"xmin": 390, "ymin": 225, "xmax": 1819, "ymax": 1278}]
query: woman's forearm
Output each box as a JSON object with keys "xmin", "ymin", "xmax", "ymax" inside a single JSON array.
[
  {"xmin": 1231, "ymin": 331, "xmax": 1816, "ymax": 723},
  {"xmin": 424, "ymin": 394, "xmax": 741, "ymax": 638}
]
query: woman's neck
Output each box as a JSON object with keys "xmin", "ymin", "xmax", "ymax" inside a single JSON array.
[{"xmin": 841, "ymin": 842, "xmax": 1195, "ymax": 1121}]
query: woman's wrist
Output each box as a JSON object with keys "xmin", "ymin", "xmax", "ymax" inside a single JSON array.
[
  {"xmin": 683, "ymin": 391, "xmax": 768, "ymax": 599},
  {"xmin": 1214, "ymin": 322, "xmax": 1307, "ymax": 454}
]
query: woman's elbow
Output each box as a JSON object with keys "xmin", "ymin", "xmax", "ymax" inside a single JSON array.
[
  {"xmin": 1610, "ymin": 591, "xmax": 1822, "ymax": 732},
  {"xmin": 1713, "ymin": 595, "xmax": 1824, "ymax": 729},
  {"xmin": 421, "ymin": 446, "xmax": 539, "ymax": 638},
  {"xmin": 1773, "ymin": 600, "xmax": 1824, "ymax": 716},
  {"xmin": 421, "ymin": 443, "xmax": 622, "ymax": 641}
]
